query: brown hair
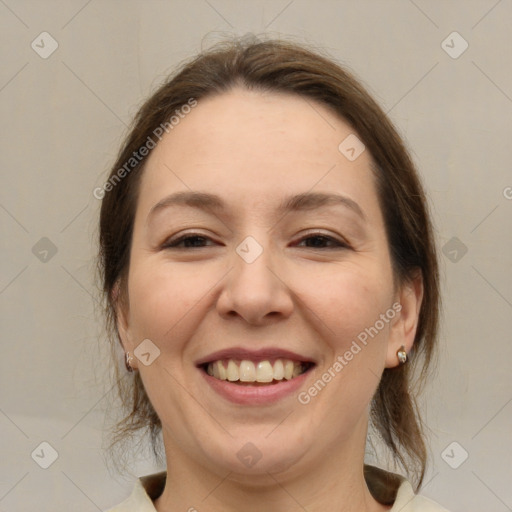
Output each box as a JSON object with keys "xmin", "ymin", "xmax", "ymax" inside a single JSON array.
[{"xmin": 98, "ymin": 37, "xmax": 440, "ymax": 490}]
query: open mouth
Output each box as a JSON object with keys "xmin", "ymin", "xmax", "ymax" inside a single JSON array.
[{"xmin": 201, "ymin": 359, "xmax": 315, "ymax": 385}]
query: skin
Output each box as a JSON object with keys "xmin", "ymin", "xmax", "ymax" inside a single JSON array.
[{"xmin": 116, "ymin": 88, "xmax": 423, "ymax": 512}]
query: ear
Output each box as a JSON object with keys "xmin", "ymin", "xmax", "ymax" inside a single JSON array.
[
  {"xmin": 385, "ymin": 270, "xmax": 424, "ymax": 368},
  {"xmin": 112, "ymin": 280, "xmax": 138, "ymax": 370}
]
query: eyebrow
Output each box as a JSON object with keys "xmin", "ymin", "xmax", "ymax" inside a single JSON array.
[{"xmin": 147, "ymin": 190, "xmax": 366, "ymax": 222}]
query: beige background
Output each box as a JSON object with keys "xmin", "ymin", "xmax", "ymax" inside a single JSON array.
[{"xmin": 1, "ymin": 1, "xmax": 511, "ymax": 510}]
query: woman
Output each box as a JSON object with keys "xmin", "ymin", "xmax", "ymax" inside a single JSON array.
[{"xmin": 99, "ymin": 38, "xmax": 449, "ymax": 511}]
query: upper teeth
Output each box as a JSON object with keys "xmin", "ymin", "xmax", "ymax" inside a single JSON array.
[{"xmin": 206, "ymin": 359, "xmax": 306, "ymax": 383}]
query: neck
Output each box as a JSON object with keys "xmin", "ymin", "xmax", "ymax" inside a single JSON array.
[{"xmin": 154, "ymin": 422, "xmax": 390, "ymax": 512}]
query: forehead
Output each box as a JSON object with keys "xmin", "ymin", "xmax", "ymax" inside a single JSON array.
[{"xmin": 135, "ymin": 88, "xmax": 380, "ymax": 223}]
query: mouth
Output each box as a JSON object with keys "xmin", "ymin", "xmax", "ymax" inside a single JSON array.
[
  {"xmin": 196, "ymin": 348, "xmax": 316, "ymax": 404},
  {"xmin": 201, "ymin": 358, "xmax": 314, "ymax": 385}
]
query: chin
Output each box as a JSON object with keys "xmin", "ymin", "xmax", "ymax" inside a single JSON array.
[{"xmin": 201, "ymin": 432, "xmax": 312, "ymax": 481}]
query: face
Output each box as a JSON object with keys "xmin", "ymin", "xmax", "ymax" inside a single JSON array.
[{"xmin": 116, "ymin": 88, "xmax": 422, "ymax": 480}]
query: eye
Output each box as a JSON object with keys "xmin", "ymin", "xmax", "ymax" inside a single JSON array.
[
  {"xmin": 162, "ymin": 233, "xmax": 216, "ymax": 249},
  {"xmin": 161, "ymin": 232, "xmax": 349, "ymax": 250},
  {"xmin": 295, "ymin": 233, "xmax": 349, "ymax": 249}
]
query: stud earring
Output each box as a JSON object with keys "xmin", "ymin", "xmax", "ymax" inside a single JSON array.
[
  {"xmin": 125, "ymin": 352, "xmax": 135, "ymax": 372},
  {"xmin": 397, "ymin": 345, "xmax": 408, "ymax": 365}
]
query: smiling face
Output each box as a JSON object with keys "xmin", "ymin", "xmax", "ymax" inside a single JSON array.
[{"xmin": 116, "ymin": 88, "xmax": 422, "ymax": 481}]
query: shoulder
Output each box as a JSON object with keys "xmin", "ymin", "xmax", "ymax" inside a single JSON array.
[
  {"xmin": 390, "ymin": 477, "xmax": 450, "ymax": 511},
  {"xmin": 364, "ymin": 465, "xmax": 450, "ymax": 512},
  {"xmin": 104, "ymin": 472, "xmax": 166, "ymax": 512}
]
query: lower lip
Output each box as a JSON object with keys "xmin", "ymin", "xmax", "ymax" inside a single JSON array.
[{"xmin": 200, "ymin": 368, "xmax": 313, "ymax": 405}]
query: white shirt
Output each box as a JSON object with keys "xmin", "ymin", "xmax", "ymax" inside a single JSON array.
[{"xmin": 105, "ymin": 465, "xmax": 450, "ymax": 511}]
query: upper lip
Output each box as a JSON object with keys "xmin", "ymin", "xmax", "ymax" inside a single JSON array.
[{"xmin": 195, "ymin": 347, "xmax": 316, "ymax": 367}]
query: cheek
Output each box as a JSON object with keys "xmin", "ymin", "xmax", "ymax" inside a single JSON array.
[
  {"xmin": 299, "ymin": 269, "xmax": 394, "ymax": 420},
  {"xmin": 294, "ymin": 262, "xmax": 394, "ymax": 349},
  {"xmin": 126, "ymin": 261, "xmax": 210, "ymax": 342}
]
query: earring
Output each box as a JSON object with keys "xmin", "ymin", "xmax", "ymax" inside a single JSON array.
[
  {"xmin": 125, "ymin": 352, "xmax": 134, "ymax": 372},
  {"xmin": 397, "ymin": 345, "xmax": 408, "ymax": 365}
]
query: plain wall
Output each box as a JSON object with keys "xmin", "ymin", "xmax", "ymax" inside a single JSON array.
[{"xmin": 1, "ymin": 1, "xmax": 511, "ymax": 510}]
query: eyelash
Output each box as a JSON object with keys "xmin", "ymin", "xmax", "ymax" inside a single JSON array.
[{"xmin": 162, "ymin": 233, "xmax": 349, "ymax": 250}]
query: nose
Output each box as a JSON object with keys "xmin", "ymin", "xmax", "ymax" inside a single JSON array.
[{"xmin": 216, "ymin": 239, "xmax": 294, "ymax": 326}]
